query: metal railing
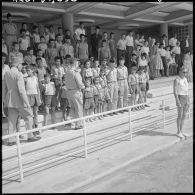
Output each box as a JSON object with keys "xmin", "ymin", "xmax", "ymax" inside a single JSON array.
[{"xmin": 2, "ymin": 97, "xmax": 193, "ymax": 183}]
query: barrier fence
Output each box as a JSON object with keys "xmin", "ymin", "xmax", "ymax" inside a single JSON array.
[{"xmin": 2, "ymin": 97, "xmax": 193, "ymax": 183}]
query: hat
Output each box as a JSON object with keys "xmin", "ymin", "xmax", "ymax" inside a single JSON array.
[{"xmin": 10, "ymin": 57, "xmax": 20, "ymax": 66}]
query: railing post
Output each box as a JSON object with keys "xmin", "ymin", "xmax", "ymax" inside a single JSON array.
[
  {"xmin": 16, "ymin": 134, "xmax": 24, "ymax": 182},
  {"xmin": 162, "ymin": 100, "xmax": 165, "ymax": 129},
  {"xmin": 188, "ymin": 103, "xmax": 190, "ymax": 119},
  {"xmin": 83, "ymin": 118, "xmax": 88, "ymax": 158},
  {"xmin": 128, "ymin": 106, "xmax": 132, "ymax": 141}
]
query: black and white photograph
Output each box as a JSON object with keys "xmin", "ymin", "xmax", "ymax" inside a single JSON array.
[{"xmin": 2, "ymin": 0, "xmax": 193, "ymax": 193}]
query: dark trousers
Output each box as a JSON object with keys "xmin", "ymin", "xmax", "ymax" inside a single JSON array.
[
  {"xmin": 175, "ymin": 54, "xmax": 182, "ymax": 74},
  {"xmin": 161, "ymin": 56, "xmax": 167, "ymax": 76},
  {"xmin": 92, "ymin": 47, "xmax": 98, "ymax": 60},
  {"xmin": 117, "ymin": 49, "xmax": 126, "ymax": 65},
  {"xmin": 125, "ymin": 46, "xmax": 134, "ymax": 68}
]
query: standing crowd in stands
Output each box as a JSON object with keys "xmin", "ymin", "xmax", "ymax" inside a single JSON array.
[{"xmin": 2, "ymin": 13, "xmax": 193, "ymax": 144}]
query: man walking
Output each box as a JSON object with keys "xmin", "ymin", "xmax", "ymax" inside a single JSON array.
[
  {"xmin": 2, "ymin": 57, "xmax": 40, "ymax": 146},
  {"xmin": 173, "ymin": 66, "xmax": 190, "ymax": 139},
  {"xmin": 65, "ymin": 58, "xmax": 85, "ymax": 129}
]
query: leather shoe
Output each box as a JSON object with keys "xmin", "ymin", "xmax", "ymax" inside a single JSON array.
[{"xmin": 27, "ymin": 137, "xmax": 41, "ymax": 142}]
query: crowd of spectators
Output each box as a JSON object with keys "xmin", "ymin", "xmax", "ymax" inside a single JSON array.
[{"xmin": 2, "ymin": 13, "xmax": 193, "ymax": 145}]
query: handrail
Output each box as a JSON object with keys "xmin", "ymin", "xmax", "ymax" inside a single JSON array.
[{"xmin": 2, "ymin": 96, "xmax": 193, "ymax": 183}]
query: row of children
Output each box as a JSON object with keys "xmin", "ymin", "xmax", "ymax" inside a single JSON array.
[{"xmin": 14, "ymin": 55, "xmax": 149, "ymax": 130}]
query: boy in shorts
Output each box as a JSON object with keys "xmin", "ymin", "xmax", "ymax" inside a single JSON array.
[{"xmin": 42, "ymin": 74, "xmax": 57, "ymax": 127}]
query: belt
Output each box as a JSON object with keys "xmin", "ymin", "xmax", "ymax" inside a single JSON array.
[
  {"xmin": 117, "ymin": 78, "xmax": 126, "ymax": 81},
  {"xmin": 117, "ymin": 49, "xmax": 125, "ymax": 51},
  {"xmin": 6, "ymin": 34, "xmax": 16, "ymax": 36},
  {"xmin": 107, "ymin": 81, "xmax": 117, "ymax": 83},
  {"xmin": 68, "ymin": 88, "xmax": 79, "ymax": 91}
]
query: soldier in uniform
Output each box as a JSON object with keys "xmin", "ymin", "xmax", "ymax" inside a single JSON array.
[
  {"xmin": 2, "ymin": 13, "xmax": 18, "ymax": 52},
  {"xmin": 105, "ymin": 59, "xmax": 119, "ymax": 113},
  {"xmin": 117, "ymin": 57, "xmax": 129, "ymax": 109},
  {"xmin": 65, "ymin": 58, "xmax": 85, "ymax": 129}
]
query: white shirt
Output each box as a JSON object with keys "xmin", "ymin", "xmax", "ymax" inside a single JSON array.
[
  {"xmin": 141, "ymin": 46, "xmax": 150, "ymax": 56},
  {"xmin": 169, "ymin": 38, "xmax": 177, "ymax": 47},
  {"xmin": 139, "ymin": 58, "xmax": 148, "ymax": 67},
  {"xmin": 186, "ymin": 40, "xmax": 189, "ymax": 47},
  {"xmin": 171, "ymin": 46, "xmax": 181, "ymax": 54},
  {"xmin": 117, "ymin": 39, "xmax": 126, "ymax": 50},
  {"xmin": 165, "ymin": 51, "xmax": 171, "ymax": 60},
  {"xmin": 44, "ymin": 82, "xmax": 56, "ymax": 96},
  {"xmin": 18, "ymin": 37, "xmax": 29, "ymax": 51},
  {"xmin": 125, "ymin": 35, "xmax": 134, "ymax": 47},
  {"xmin": 174, "ymin": 77, "xmax": 188, "ymax": 95},
  {"xmin": 75, "ymin": 28, "xmax": 85, "ymax": 41},
  {"xmin": 25, "ymin": 76, "xmax": 39, "ymax": 95},
  {"xmin": 159, "ymin": 48, "xmax": 166, "ymax": 57}
]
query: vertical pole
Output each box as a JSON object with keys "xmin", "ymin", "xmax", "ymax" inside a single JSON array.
[
  {"xmin": 16, "ymin": 134, "xmax": 24, "ymax": 182},
  {"xmin": 162, "ymin": 100, "xmax": 165, "ymax": 128},
  {"xmin": 188, "ymin": 103, "xmax": 190, "ymax": 119},
  {"xmin": 128, "ymin": 107, "xmax": 132, "ymax": 141},
  {"xmin": 83, "ymin": 118, "xmax": 88, "ymax": 158}
]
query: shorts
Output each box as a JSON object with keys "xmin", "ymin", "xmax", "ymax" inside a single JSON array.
[
  {"xmin": 130, "ymin": 84, "xmax": 139, "ymax": 94},
  {"xmin": 139, "ymin": 83, "xmax": 146, "ymax": 91},
  {"xmin": 177, "ymin": 95, "xmax": 190, "ymax": 118},
  {"xmin": 61, "ymin": 98, "xmax": 70, "ymax": 110},
  {"xmin": 84, "ymin": 97, "xmax": 95, "ymax": 110},
  {"xmin": 28, "ymin": 94, "xmax": 41, "ymax": 107},
  {"xmin": 16, "ymin": 106, "xmax": 33, "ymax": 119},
  {"xmin": 44, "ymin": 95, "xmax": 57, "ymax": 108},
  {"xmin": 177, "ymin": 95, "xmax": 190, "ymax": 107}
]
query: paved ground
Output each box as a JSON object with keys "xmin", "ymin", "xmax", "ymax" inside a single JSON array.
[{"xmin": 78, "ymin": 137, "xmax": 193, "ymax": 193}]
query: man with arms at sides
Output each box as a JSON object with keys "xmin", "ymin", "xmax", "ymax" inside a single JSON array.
[
  {"xmin": 173, "ymin": 66, "xmax": 190, "ymax": 139},
  {"xmin": 65, "ymin": 58, "xmax": 85, "ymax": 130},
  {"xmin": 2, "ymin": 57, "xmax": 40, "ymax": 146}
]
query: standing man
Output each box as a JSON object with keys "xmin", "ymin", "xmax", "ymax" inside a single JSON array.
[
  {"xmin": 91, "ymin": 26, "xmax": 102, "ymax": 60},
  {"xmin": 105, "ymin": 59, "xmax": 119, "ymax": 112},
  {"xmin": 125, "ymin": 31, "xmax": 134, "ymax": 69},
  {"xmin": 149, "ymin": 38, "xmax": 157, "ymax": 80},
  {"xmin": 173, "ymin": 66, "xmax": 190, "ymax": 139},
  {"xmin": 108, "ymin": 32, "xmax": 116, "ymax": 61},
  {"xmin": 161, "ymin": 34, "xmax": 167, "ymax": 48},
  {"xmin": 74, "ymin": 22, "xmax": 85, "ymax": 42},
  {"xmin": 2, "ymin": 57, "xmax": 40, "ymax": 145},
  {"xmin": 2, "ymin": 13, "xmax": 18, "ymax": 52},
  {"xmin": 117, "ymin": 33, "xmax": 126, "ymax": 65},
  {"xmin": 65, "ymin": 58, "xmax": 85, "ymax": 130},
  {"xmin": 169, "ymin": 34, "xmax": 178, "ymax": 50},
  {"xmin": 181, "ymin": 35, "xmax": 190, "ymax": 55},
  {"xmin": 117, "ymin": 57, "xmax": 129, "ymax": 109}
]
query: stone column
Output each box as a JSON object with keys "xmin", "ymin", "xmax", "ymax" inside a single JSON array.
[
  {"xmin": 160, "ymin": 23, "xmax": 168, "ymax": 45},
  {"xmin": 188, "ymin": 24, "xmax": 193, "ymax": 52},
  {"xmin": 86, "ymin": 26, "xmax": 92, "ymax": 57},
  {"xmin": 61, "ymin": 13, "xmax": 74, "ymax": 36}
]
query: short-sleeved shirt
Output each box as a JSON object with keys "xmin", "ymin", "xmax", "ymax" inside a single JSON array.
[
  {"xmin": 169, "ymin": 38, "xmax": 177, "ymax": 47},
  {"xmin": 3, "ymin": 23, "xmax": 17, "ymax": 35},
  {"xmin": 60, "ymin": 44, "xmax": 74, "ymax": 58},
  {"xmin": 139, "ymin": 58, "xmax": 148, "ymax": 67},
  {"xmin": 117, "ymin": 39, "xmax": 126, "ymax": 50},
  {"xmin": 92, "ymin": 67, "xmax": 100, "ymax": 77},
  {"xmin": 43, "ymin": 82, "xmax": 56, "ymax": 96},
  {"xmin": 117, "ymin": 66, "xmax": 128, "ymax": 80},
  {"xmin": 171, "ymin": 46, "xmax": 181, "ymax": 55},
  {"xmin": 126, "ymin": 35, "xmax": 134, "ymax": 47},
  {"xmin": 105, "ymin": 68, "xmax": 118, "ymax": 83},
  {"xmin": 128, "ymin": 73, "xmax": 139, "ymax": 85},
  {"xmin": 32, "ymin": 33, "xmax": 40, "ymax": 43},
  {"xmin": 38, "ymin": 43, "xmax": 48, "ymax": 54},
  {"xmin": 138, "ymin": 72, "xmax": 149, "ymax": 84},
  {"xmin": 9, "ymin": 52, "xmax": 23, "ymax": 64},
  {"xmin": 100, "ymin": 76, "xmax": 107, "ymax": 88},
  {"xmin": 83, "ymin": 68, "xmax": 93, "ymax": 78},
  {"xmin": 51, "ymin": 66, "xmax": 65, "ymax": 79},
  {"xmin": 25, "ymin": 76, "xmax": 39, "ymax": 95},
  {"xmin": 159, "ymin": 48, "xmax": 166, "ymax": 57},
  {"xmin": 24, "ymin": 55, "xmax": 36, "ymax": 65},
  {"xmin": 18, "ymin": 37, "xmax": 29, "ymax": 51}
]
